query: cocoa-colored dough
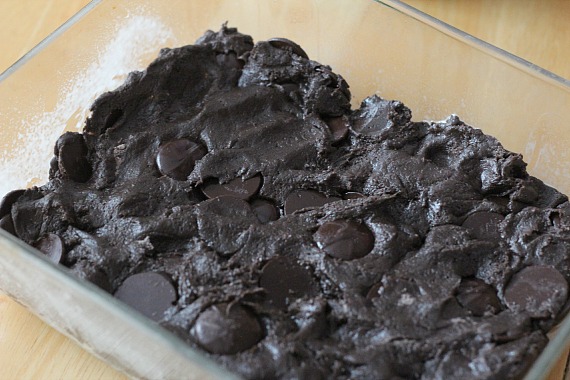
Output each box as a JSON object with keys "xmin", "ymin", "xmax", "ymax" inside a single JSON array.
[{"xmin": 4, "ymin": 26, "xmax": 570, "ymax": 379}]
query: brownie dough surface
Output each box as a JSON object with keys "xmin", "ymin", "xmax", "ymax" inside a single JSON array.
[{"xmin": 3, "ymin": 26, "xmax": 570, "ymax": 380}]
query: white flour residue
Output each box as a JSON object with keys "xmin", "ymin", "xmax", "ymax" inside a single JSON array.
[{"xmin": 0, "ymin": 15, "xmax": 173, "ymax": 196}]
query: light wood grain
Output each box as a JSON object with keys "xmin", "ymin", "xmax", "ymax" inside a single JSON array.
[{"xmin": 0, "ymin": 1, "xmax": 569, "ymax": 379}]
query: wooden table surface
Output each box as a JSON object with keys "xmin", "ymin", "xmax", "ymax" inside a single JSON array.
[{"xmin": 1, "ymin": 1, "xmax": 569, "ymax": 379}]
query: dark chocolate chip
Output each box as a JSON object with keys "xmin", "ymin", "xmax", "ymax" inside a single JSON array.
[
  {"xmin": 250, "ymin": 199, "xmax": 279, "ymax": 224},
  {"xmin": 33, "ymin": 233, "xmax": 65, "ymax": 264},
  {"xmin": 156, "ymin": 139, "xmax": 206, "ymax": 181},
  {"xmin": 324, "ymin": 116, "xmax": 349, "ymax": 143},
  {"xmin": 343, "ymin": 191, "xmax": 365, "ymax": 200},
  {"xmin": 192, "ymin": 302, "xmax": 263, "ymax": 354},
  {"xmin": 267, "ymin": 38, "xmax": 309, "ymax": 59},
  {"xmin": 57, "ymin": 133, "xmax": 92, "ymax": 182},
  {"xmin": 0, "ymin": 189, "xmax": 25, "ymax": 219},
  {"xmin": 0, "ymin": 214, "xmax": 17, "ymax": 236},
  {"xmin": 504, "ymin": 265, "xmax": 568, "ymax": 318},
  {"xmin": 202, "ymin": 174, "xmax": 262, "ymax": 200},
  {"xmin": 259, "ymin": 256, "xmax": 317, "ymax": 309},
  {"xmin": 314, "ymin": 220, "xmax": 375, "ymax": 260},
  {"xmin": 114, "ymin": 272, "xmax": 178, "ymax": 322},
  {"xmin": 462, "ymin": 211, "xmax": 504, "ymax": 241},
  {"xmin": 284, "ymin": 189, "xmax": 341, "ymax": 215},
  {"xmin": 455, "ymin": 278, "xmax": 501, "ymax": 316}
]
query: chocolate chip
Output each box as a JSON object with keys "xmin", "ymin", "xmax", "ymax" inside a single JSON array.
[
  {"xmin": 455, "ymin": 278, "xmax": 501, "ymax": 316},
  {"xmin": 114, "ymin": 272, "xmax": 178, "ymax": 322},
  {"xmin": 156, "ymin": 139, "xmax": 206, "ymax": 181},
  {"xmin": 504, "ymin": 265, "xmax": 568, "ymax": 318},
  {"xmin": 33, "ymin": 233, "xmax": 65, "ymax": 264},
  {"xmin": 250, "ymin": 199, "xmax": 279, "ymax": 224},
  {"xmin": 462, "ymin": 211, "xmax": 504, "ymax": 241},
  {"xmin": 192, "ymin": 302, "xmax": 263, "ymax": 354},
  {"xmin": 284, "ymin": 189, "xmax": 341, "ymax": 215},
  {"xmin": 202, "ymin": 174, "xmax": 262, "ymax": 200},
  {"xmin": 57, "ymin": 132, "xmax": 92, "ymax": 182},
  {"xmin": 314, "ymin": 220, "xmax": 375, "ymax": 260},
  {"xmin": 0, "ymin": 189, "xmax": 25, "ymax": 219},
  {"xmin": 267, "ymin": 38, "xmax": 309, "ymax": 59},
  {"xmin": 343, "ymin": 191, "xmax": 365, "ymax": 200},
  {"xmin": 324, "ymin": 116, "xmax": 349, "ymax": 143},
  {"xmin": 259, "ymin": 256, "xmax": 317, "ymax": 309},
  {"xmin": 0, "ymin": 214, "xmax": 17, "ymax": 236}
]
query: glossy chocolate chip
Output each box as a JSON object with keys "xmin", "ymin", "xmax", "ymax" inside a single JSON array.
[
  {"xmin": 0, "ymin": 214, "xmax": 16, "ymax": 236},
  {"xmin": 202, "ymin": 175, "xmax": 261, "ymax": 200},
  {"xmin": 314, "ymin": 220, "xmax": 375, "ymax": 260},
  {"xmin": 57, "ymin": 132, "xmax": 92, "ymax": 182},
  {"xmin": 455, "ymin": 278, "xmax": 501, "ymax": 316},
  {"xmin": 462, "ymin": 211, "xmax": 504, "ymax": 241},
  {"xmin": 259, "ymin": 256, "xmax": 317, "ymax": 309},
  {"xmin": 250, "ymin": 199, "xmax": 279, "ymax": 224},
  {"xmin": 156, "ymin": 139, "xmax": 206, "ymax": 181},
  {"xmin": 284, "ymin": 189, "xmax": 341, "ymax": 215},
  {"xmin": 343, "ymin": 191, "xmax": 365, "ymax": 200},
  {"xmin": 324, "ymin": 116, "xmax": 349, "ymax": 143},
  {"xmin": 192, "ymin": 303, "xmax": 263, "ymax": 355},
  {"xmin": 33, "ymin": 233, "xmax": 65, "ymax": 264},
  {"xmin": 267, "ymin": 38, "xmax": 309, "ymax": 59},
  {"xmin": 114, "ymin": 272, "xmax": 178, "ymax": 322},
  {"xmin": 0, "ymin": 189, "xmax": 25, "ymax": 219},
  {"xmin": 504, "ymin": 265, "xmax": 568, "ymax": 318}
]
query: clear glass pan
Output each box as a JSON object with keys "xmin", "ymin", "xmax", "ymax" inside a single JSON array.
[{"xmin": 1, "ymin": 0, "xmax": 569, "ymax": 378}]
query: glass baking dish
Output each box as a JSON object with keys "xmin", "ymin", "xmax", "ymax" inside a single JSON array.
[{"xmin": 1, "ymin": 0, "xmax": 569, "ymax": 378}]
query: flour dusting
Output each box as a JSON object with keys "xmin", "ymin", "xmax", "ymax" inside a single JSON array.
[{"xmin": 0, "ymin": 15, "xmax": 174, "ymax": 196}]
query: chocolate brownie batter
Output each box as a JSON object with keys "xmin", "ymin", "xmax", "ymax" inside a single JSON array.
[{"xmin": 2, "ymin": 26, "xmax": 570, "ymax": 379}]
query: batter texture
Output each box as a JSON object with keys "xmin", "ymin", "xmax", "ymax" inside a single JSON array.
[{"xmin": 2, "ymin": 26, "xmax": 570, "ymax": 379}]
